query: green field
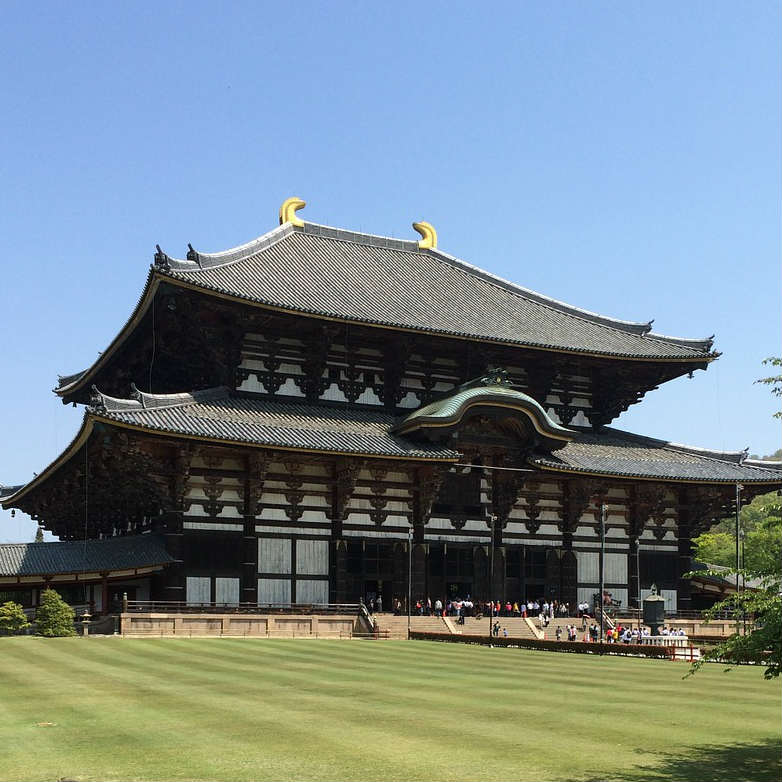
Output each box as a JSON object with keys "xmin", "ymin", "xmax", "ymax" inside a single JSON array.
[{"xmin": 0, "ymin": 637, "xmax": 779, "ymax": 782}]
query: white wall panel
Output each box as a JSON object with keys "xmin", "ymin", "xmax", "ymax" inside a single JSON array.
[
  {"xmin": 255, "ymin": 526, "xmax": 329, "ymax": 536},
  {"xmin": 276, "ymin": 377, "xmax": 304, "ymax": 397},
  {"xmin": 258, "ymin": 538, "xmax": 291, "ymax": 574},
  {"xmin": 577, "ymin": 551, "xmax": 599, "ymax": 583},
  {"xmin": 296, "ymin": 540, "xmax": 329, "ymax": 575},
  {"xmin": 186, "ymin": 576, "xmax": 211, "ymax": 605},
  {"xmin": 605, "ymin": 553, "xmax": 628, "ymax": 584},
  {"xmin": 296, "ymin": 580, "xmax": 329, "ymax": 604},
  {"xmin": 184, "ymin": 522, "xmax": 243, "ymax": 531},
  {"xmin": 609, "ymin": 588, "xmax": 628, "ymax": 607},
  {"xmin": 215, "ymin": 577, "xmax": 240, "ymax": 605},
  {"xmin": 258, "ymin": 578, "xmax": 291, "ymax": 602},
  {"xmin": 577, "ymin": 587, "xmax": 595, "ymax": 606}
]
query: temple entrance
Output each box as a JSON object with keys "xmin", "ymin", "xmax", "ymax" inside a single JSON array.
[
  {"xmin": 363, "ymin": 579, "xmax": 392, "ymax": 611},
  {"xmin": 446, "ymin": 582, "xmax": 472, "ymax": 600}
]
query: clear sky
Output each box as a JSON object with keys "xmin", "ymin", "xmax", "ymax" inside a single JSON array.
[{"xmin": 1, "ymin": 2, "xmax": 780, "ymax": 542}]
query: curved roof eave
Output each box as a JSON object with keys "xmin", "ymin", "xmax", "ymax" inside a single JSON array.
[
  {"xmin": 158, "ymin": 275, "xmax": 718, "ymax": 363},
  {"xmin": 530, "ymin": 461, "xmax": 782, "ymax": 486},
  {"xmin": 1, "ymin": 414, "xmax": 96, "ymax": 507},
  {"xmin": 54, "ymin": 269, "xmax": 161, "ymax": 400}
]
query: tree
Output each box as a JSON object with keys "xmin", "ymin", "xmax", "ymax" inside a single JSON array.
[
  {"xmin": 688, "ymin": 361, "xmax": 782, "ymax": 678},
  {"xmin": 689, "ymin": 497, "xmax": 780, "ymax": 679},
  {"xmin": 34, "ymin": 526, "xmax": 43, "ymax": 543},
  {"xmin": 688, "ymin": 568, "xmax": 781, "ymax": 680},
  {"xmin": 692, "ymin": 491, "xmax": 781, "ymax": 570},
  {"xmin": 754, "ymin": 357, "xmax": 781, "ymax": 419},
  {"xmin": 35, "ymin": 589, "xmax": 76, "ymax": 637},
  {"xmin": 0, "ymin": 601, "xmax": 30, "ymax": 635}
]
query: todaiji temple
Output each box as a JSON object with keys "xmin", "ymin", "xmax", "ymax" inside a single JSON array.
[{"xmin": 3, "ymin": 198, "xmax": 780, "ymax": 616}]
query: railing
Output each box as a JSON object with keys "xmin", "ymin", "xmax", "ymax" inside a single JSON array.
[
  {"xmin": 612, "ymin": 608, "xmax": 739, "ymax": 621},
  {"xmin": 124, "ymin": 600, "xmax": 362, "ymax": 615},
  {"xmin": 596, "ymin": 606, "xmax": 615, "ymax": 630}
]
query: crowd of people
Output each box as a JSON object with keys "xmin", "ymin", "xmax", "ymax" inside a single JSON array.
[
  {"xmin": 385, "ymin": 595, "xmax": 584, "ymax": 620},
  {"xmin": 369, "ymin": 593, "xmax": 688, "ymax": 644}
]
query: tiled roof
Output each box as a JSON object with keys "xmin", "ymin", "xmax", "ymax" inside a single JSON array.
[
  {"xmin": 533, "ymin": 429, "xmax": 782, "ymax": 483},
  {"xmin": 0, "ymin": 535, "xmax": 172, "ymax": 577},
  {"xmin": 154, "ymin": 221, "xmax": 714, "ymax": 360},
  {"xmin": 91, "ymin": 387, "xmax": 460, "ymax": 460}
]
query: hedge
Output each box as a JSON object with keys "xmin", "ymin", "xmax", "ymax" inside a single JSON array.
[{"xmin": 409, "ymin": 631, "xmax": 674, "ymax": 659}]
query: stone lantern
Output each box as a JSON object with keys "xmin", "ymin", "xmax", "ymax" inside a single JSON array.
[{"xmin": 642, "ymin": 584, "xmax": 665, "ymax": 636}]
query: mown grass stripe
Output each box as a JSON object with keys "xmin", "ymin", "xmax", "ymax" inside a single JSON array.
[{"xmin": 0, "ymin": 638, "xmax": 778, "ymax": 782}]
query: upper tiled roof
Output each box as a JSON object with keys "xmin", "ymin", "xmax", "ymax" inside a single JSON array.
[
  {"xmin": 90, "ymin": 386, "xmax": 460, "ymax": 461},
  {"xmin": 154, "ymin": 221, "xmax": 715, "ymax": 361},
  {"xmin": 0, "ymin": 534, "xmax": 172, "ymax": 577},
  {"xmin": 533, "ymin": 428, "xmax": 782, "ymax": 483}
]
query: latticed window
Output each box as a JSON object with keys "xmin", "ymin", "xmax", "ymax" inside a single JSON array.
[
  {"xmin": 525, "ymin": 549, "xmax": 546, "ymax": 580},
  {"xmin": 432, "ymin": 472, "xmax": 482, "ymax": 518}
]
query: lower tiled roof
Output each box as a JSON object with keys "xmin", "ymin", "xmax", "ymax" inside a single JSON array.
[
  {"xmin": 0, "ymin": 534, "xmax": 172, "ymax": 577},
  {"xmin": 532, "ymin": 429, "xmax": 782, "ymax": 483},
  {"xmin": 93, "ymin": 387, "xmax": 460, "ymax": 460}
]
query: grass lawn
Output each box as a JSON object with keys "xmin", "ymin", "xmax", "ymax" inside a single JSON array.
[{"xmin": 0, "ymin": 637, "xmax": 779, "ymax": 782}]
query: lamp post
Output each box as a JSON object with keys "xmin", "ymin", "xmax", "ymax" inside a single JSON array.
[
  {"xmin": 740, "ymin": 528, "xmax": 746, "ymax": 636},
  {"xmin": 636, "ymin": 541, "xmax": 641, "ymax": 632},
  {"xmin": 407, "ymin": 526, "xmax": 412, "ymax": 638},
  {"xmin": 489, "ymin": 514, "xmax": 496, "ymax": 642},
  {"xmin": 735, "ymin": 483, "xmax": 743, "ymax": 637},
  {"xmin": 599, "ymin": 502, "xmax": 606, "ymax": 643}
]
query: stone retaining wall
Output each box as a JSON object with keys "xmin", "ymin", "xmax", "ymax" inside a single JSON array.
[{"xmin": 121, "ymin": 612, "xmax": 359, "ymax": 637}]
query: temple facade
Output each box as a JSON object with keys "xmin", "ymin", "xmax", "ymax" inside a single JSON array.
[{"xmin": 3, "ymin": 199, "xmax": 781, "ymax": 615}]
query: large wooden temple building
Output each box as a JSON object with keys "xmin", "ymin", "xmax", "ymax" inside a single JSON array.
[{"xmin": 3, "ymin": 198, "xmax": 781, "ymax": 615}]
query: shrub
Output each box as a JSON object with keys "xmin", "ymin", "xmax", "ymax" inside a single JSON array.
[
  {"xmin": 35, "ymin": 589, "xmax": 76, "ymax": 637},
  {"xmin": 0, "ymin": 601, "xmax": 30, "ymax": 635},
  {"xmin": 409, "ymin": 631, "xmax": 673, "ymax": 659}
]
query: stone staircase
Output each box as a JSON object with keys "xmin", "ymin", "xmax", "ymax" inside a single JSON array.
[
  {"xmin": 452, "ymin": 616, "xmax": 540, "ymax": 640},
  {"xmin": 371, "ymin": 614, "xmax": 450, "ymax": 639}
]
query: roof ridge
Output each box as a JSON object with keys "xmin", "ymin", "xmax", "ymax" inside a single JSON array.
[
  {"xmin": 90, "ymin": 385, "xmax": 229, "ymax": 413},
  {"xmin": 154, "ymin": 223, "xmax": 295, "ymax": 272},
  {"xmin": 602, "ymin": 427, "xmax": 749, "ymax": 463}
]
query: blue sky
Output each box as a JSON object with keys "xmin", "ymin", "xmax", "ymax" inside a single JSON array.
[{"xmin": 1, "ymin": 2, "xmax": 779, "ymax": 542}]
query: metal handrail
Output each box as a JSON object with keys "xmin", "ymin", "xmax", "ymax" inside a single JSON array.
[{"xmin": 123, "ymin": 600, "xmax": 362, "ymax": 615}]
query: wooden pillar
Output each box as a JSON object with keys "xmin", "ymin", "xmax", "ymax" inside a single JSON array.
[
  {"xmin": 392, "ymin": 542, "xmax": 406, "ymax": 607},
  {"xmin": 490, "ymin": 459, "xmax": 522, "ymax": 603},
  {"xmin": 676, "ymin": 488, "xmax": 694, "ymax": 612},
  {"xmin": 101, "ymin": 574, "xmax": 109, "ymax": 615},
  {"xmin": 493, "ymin": 546, "xmax": 506, "ymax": 601},
  {"xmin": 412, "ymin": 543, "xmax": 427, "ymax": 602},
  {"xmin": 473, "ymin": 545, "xmax": 488, "ymax": 601},
  {"xmin": 545, "ymin": 549, "xmax": 561, "ymax": 601},
  {"xmin": 628, "ymin": 536, "xmax": 640, "ymax": 608},
  {"xmin": 333, "ymin": 540, "xmax": 348, "ymax": 603},
  {"xmin": 559, "ymin": 480, "xmax": 589, "ymax": 611},
  {"xmin": 242, "ymin": 516, "xmax": 258, "ymax": 605},
  {"xmin": 242, "ymin": 451, "xmax": 268, "ymax": 605},
  {"xmin": 161, "ymin": 510, "xmax": 186, "ymax": 602},
  {"xmin": 560, "ymin": 548, "xmax": 577, "ymax": 610}
]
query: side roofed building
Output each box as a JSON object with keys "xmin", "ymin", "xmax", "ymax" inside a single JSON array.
[{"xmin": 3, "ymin": 198, "xmax": 781, "ymax": 614}]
